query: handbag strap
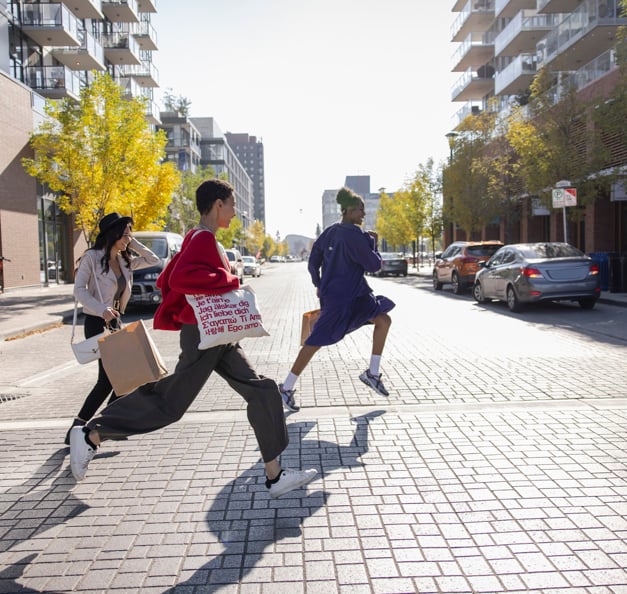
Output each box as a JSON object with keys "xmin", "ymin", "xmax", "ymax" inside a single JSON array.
[{"xmin": 71, "ymin": 253, "xmax": 106, "ymax": 343}]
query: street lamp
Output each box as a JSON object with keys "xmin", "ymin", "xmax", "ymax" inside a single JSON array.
[
  {"xmin": 445, "ymin": 131, "xmax": 459, "ymax": 243},
  {"xmin": 445, "ymin": 131, "xmax": 459, "ymax": 162}
]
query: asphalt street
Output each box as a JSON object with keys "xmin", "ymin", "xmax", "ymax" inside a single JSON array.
[{"xmin": 0, "ymin": 263, "xmax": 626, "ymax": 593}]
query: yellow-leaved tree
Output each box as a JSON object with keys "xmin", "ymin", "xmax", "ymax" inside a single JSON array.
[{"xmin": 22, "ymin": 72, "xmax": 180, "ymax": 243}]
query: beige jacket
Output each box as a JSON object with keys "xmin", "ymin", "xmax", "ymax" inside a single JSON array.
[{"xmin": 74, "ymin": 238, "xmax": 160, "ymax": 317}]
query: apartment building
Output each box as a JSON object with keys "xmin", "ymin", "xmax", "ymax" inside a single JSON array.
[
  {"xmin": 448, "ymin": 0, "xmax": 627, "ymax": 255},
  {"xmin": 159, "ymin": 111, "xmax": 201, "ymax": 173},
  {"xmin": 224, "ymin": 133, "xmax": 266, "ymax": 228},
  {"xmin": 0, "ymin": 0, "xmax": 160, "ymax": 289},
  {"xmin": 190, "ymin": 117, "xmax": 254, "ymax": 232}
]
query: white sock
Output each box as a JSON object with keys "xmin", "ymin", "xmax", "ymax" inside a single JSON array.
[
  {"xmin": 282, "ymin": 372, "xmax": 298, "ymax": 391},
  {"xmin": 369, "ymin": 355, "xmax": 381, "ymax": 376}
]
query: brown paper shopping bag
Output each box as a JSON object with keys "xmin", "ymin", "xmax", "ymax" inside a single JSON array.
[
  {"xmin": 300, "ymin": 309, "xmax": 321, "ymax": 346},
  {"xmin": 98, "ymin": 320, "xmax": 168, "ymax": 395}
]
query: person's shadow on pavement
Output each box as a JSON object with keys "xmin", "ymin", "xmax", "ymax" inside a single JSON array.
[
  {"xmin": 0, "ymin": 448, "xmax": 90, "ymax": 593},
  {"xmin": 165, "ymin": 409, "xmax": 385, "ymax": 593}
]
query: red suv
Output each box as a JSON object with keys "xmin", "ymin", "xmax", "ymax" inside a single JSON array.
[{"xmin": 433, "ymin": 240, "xmax": 503, "ymax": 294}]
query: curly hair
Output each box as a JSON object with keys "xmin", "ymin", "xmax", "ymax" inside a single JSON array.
[{"xmin": 336, "ymin": 187, "xmax": 363, "ymax": 212}]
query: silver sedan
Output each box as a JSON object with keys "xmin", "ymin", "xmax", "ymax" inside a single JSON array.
[{"xmin": 473, "ymin": 242, "xmax": 601, "ymax": 312}]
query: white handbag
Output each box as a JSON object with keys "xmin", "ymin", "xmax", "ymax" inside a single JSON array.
[{"xmin": 70, "ymin": 255, "xmax": 111, "ymax": 364}]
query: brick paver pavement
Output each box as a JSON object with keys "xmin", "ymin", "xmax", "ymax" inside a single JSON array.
[{"xmin": 0, "ymin": 263, "xmax": 625, "ymax": 593}]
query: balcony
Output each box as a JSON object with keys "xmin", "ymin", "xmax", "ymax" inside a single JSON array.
[
  {"xmin": 495, "ymin": 0, "xmax": 535, "ymax": 19},
  {"xmin": 494, "ymin": 53, "xmax": 537, "ymax": 95},
  {"xmin": 452, "ymin": 30, "xmax": 495, "ymax": 72},
  {"xmin": 101, "ymin": 0, "xmax": 139, "ymax": 23},
  {"xmin": 63, "ymin": 0, "xmax": 103, "ymax": 19},
  {"xmin": 451, "ymin": 65, "xmax": 495, "ymax": 101},
  {"xmin": 120, "ymin": 60, "xmax": 159, "ymax": 86},
  {"xmin": 451, "ymin": 0, "xmax": 495, "ymax": 42},
  {"xmin": 102, "ymin": 32, "xmax": 141, "ymax": 65},
  {"xmin": 537, "ymin": 0, "xmax": 580, "ymax": 13},
  {"xmin": 495, "ymin": 10, "xmax": 559, "ymax": 57},
  {"xmin": 131, "ymin": 20, "xmax": 158, "ymax": 51},
  {"xmin": 25, "ymin": 65, "xmax": 81, "ymax": 99},
  {"xmin": 539, "ymin": 0, "xmax": 627, "ymax": 71},
  {"xmin": 136, "ymin": 0, "xmax": 156, "ymax": 12},
  {"xmin": 144, "ymin": 98, "xmax": 161, "ymax": 125},
  {"xmin": 21, "ymin": 3, "xmax": 80, "ymax": 47},
  {"xmin": 51, "ymin": 29, "xmax": 105, "ymax": 71}
]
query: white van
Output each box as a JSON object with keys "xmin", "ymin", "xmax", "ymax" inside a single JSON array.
[{"xmin": 129, "ymin": 231, "xmax": 184, "ymax": 306}]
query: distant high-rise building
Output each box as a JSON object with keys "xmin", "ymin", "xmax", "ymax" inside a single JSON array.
[
  {"xmin": 0, "ymin": 0, "xmax": 160, "ymax": 288},
  {"xmin": 191, "ymin": 118, "xmax": 253, "ymax": 231},
  {"xmin": 225, "ymin": 133, "xmax": 265, "ymax": 228}
]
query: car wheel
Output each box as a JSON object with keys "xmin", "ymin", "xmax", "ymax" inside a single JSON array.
[
  {"xmin": 473, "ymin": 281, "xmax": 487, "ymax": 303},
  {"xmin": 451, "ymin": 271, "xmax": 463, "ymax": 295},
  {"xmin": 506, "ymin": 285, "xmax": 522, "ymax": 313},
  {"xmin": 433, "ymin": 271, "xmax": 443, "ymax": 290},
  {"xmin": 578, "ymin": 297, "xmax": 596, "ymax": 310}
]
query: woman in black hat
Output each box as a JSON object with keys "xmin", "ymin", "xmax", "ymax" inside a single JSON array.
[{"xmin": 65, "ymin": 213, "xmax": 160, "ymax": 445}]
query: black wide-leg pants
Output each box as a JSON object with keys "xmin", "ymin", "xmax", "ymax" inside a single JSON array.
[{"xmin": 88, "ymin": 323, "xmax": 289, "ymax": 463}]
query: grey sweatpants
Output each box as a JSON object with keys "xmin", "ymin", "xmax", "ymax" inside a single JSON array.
[{"xmin": 87, "ymin": 324, "xmax": 289, "ymax": 463}]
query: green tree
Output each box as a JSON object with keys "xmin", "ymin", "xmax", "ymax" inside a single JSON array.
[
  {"xmin": 216, "ymin": 216, "xmax": 243, "ymax": 250},
  {"xmin": 166, "ymin": 165, "xmax": 217, "ymax": 234},
  {"xmin": 245, "ymin": 220, "xmax": 266, "ymax": 257},
  {"xmin": 163, "ymin": 88, "xmax": 192, "ymax": 117},
  {"xmin": 23, "ymin": 72, "xmax": 179, "ymax": 243}
]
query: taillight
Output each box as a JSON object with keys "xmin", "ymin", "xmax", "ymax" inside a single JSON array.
[
  {"xmin": 522, "ymin": 266, "xmax": 544, "ymax": 279},
  {"xmin": 589, "ymin": 264, "xmax": 599, "ymax": 275},
  {"xmin": 461, "ymin": 256, "xmax": 479, "ymax": 264}
]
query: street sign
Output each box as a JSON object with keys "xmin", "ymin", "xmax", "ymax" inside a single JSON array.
[{"xmin": 552, "ymin": 187, "xmax": 577, "ymax": 208}]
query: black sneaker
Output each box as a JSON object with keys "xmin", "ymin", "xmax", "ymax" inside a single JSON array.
[
  {"xmin": 278, "ymin": 383, "xmax": 300, "ymax": 412},
  {"xmin": 359, "ymin": 370, "xmax": 390, "ymax": 396}
]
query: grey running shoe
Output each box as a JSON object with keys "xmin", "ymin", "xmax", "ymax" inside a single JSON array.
[
  {"xmin": 69, "ymin": 426, "xmax": 96, "ymax": 481},
  {"xmin": 359, "ymin": 369, "xmax": 390, "ymax": 396},
  {"xmin": 278, "ymin": 383, "xmax": 300, "ymax": 412},
  {"xmin": 266, "ymin": 468, "xmax": 317, "ymax": 498}
]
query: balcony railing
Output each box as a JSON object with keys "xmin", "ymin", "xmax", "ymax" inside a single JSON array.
[
  {"xmin": 495, "ymin": 9, "xmax": 560, "ymax": 56},
  {"xmin": 120, "ymin": 60, "xmax": 159, "ymax": 86},
  {"xmin": 21, "ymin": 3, "xmax": 80, "ymax": 47},
  {"xmin": 539, "ymin": 0, "xmax": 626, "ymax": 67},
  {"xmin": 494, "ymin": 53, "xmax": 537, "ymax": 95},
  {"xmin": 51, "ymin": 28, "xmax": 105, "ymax": 71},
  {"xmin": 101, "ymin": 32, "xmax": 141, "ymax": 64},
  {"xmin": 26, "ymin": 65, "xmax": 81, "ymax": 98},
  {"xmin": 451, "ymin": 0, "xmax": 495, "ymax": 41},
  {"xmin": 452, "ymin": 30, "xmax": 496, "ymax": 71}
]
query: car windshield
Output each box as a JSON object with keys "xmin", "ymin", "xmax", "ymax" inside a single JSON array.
[
  {"xmin": 137, "ymin": 238, "xmax": 167, "ymax": 258},
  {"xmin": 243, "ymin": 257, "xmax": 256, "ymax": 263},
  {"xmin": 467, "ymin": 245, "xmax": 502, "ymax": 257},
  {"xmin": 519, "ymin": 244, "xmax": 584, "ymax": 259},
  {"xmin": 225, "ymin": 251, "xmax": 235, "ymax": 261},
  {"xmin": 380, "ymin": 253, "xmax": 403, "ymax": 260}
]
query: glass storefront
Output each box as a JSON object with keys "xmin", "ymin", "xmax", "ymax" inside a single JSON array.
[{"xmin": 38, "ymin": 192, "xmax": 69, "ymax": 284}]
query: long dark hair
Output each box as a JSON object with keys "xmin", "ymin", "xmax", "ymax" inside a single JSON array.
[{"xmin": 90, "ymin": 220, "xmax": 133, "ymax": 274}]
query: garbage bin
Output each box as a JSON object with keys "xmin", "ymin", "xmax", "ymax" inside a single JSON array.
[{"xmin": 588, "ymin": 252, "xmax": 609, "ymax": 291}]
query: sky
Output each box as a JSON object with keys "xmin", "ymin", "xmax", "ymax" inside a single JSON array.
[{"xmin": 151, "ymin": 1, "xmax": 458, "ymax": 238}]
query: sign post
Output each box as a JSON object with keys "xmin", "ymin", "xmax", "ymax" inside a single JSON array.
[{"xmin": 552, "ymin": 180, "xmax": 577, "ymax": 244}]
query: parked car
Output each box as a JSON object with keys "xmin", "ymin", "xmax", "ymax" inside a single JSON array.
[
  {"xmin": 433, "ymin": 240, "xmax": 503, "ymax": 294},
  {"xmin": 377, "ymin": 252, "xmax": 408, "ymax": 277},
  {"xmin": 225, "ymin": 248, "xmax": 244, "ymax": 282},
  {"xmin": 242, "ymin": 255, "xmax": 261, "ymax": 277},
  {"xmin": 473, "ymin": 242, "xmax": 601, "ymax": 312},
  {"xmin": 129, "ymin": 231, "xmax": 184, "ymax": 306},
  {"xmin": 269, "ymin": 255, "xmax": 285, "ymax": 263}
]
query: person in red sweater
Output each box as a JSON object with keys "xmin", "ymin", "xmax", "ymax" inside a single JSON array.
[{"xmin": 70, "ymin": 179, "xmax": 317, "ymax": 498}]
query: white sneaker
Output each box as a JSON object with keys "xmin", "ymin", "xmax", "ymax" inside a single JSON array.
[
  {"xmin": 266, "ymin": 468, "xmax": 317, "ymax": 499},
  {"xmin": 70, "ymin": 426, "xmax": 96, "ymax": 481},
  {"xmin": 359, "ymin": 369, "xmax": 390, "ymax": 396}
]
